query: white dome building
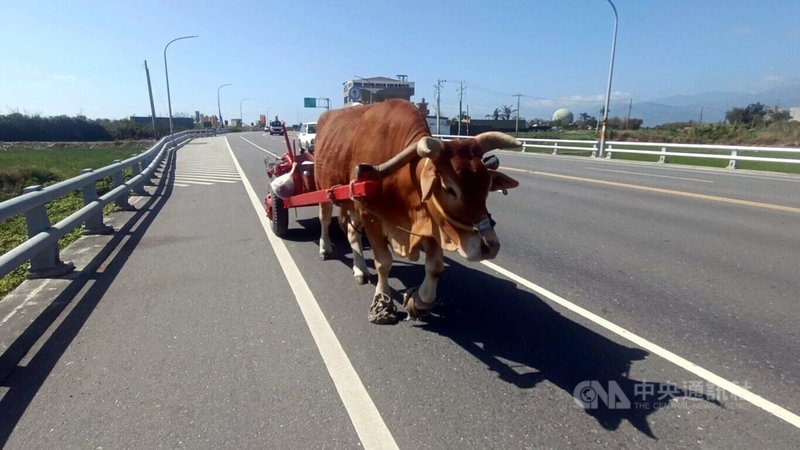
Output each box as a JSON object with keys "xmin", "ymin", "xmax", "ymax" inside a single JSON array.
[{"xmin": 552, "ymin": 108, "xmax": 574, "ymax": 125}]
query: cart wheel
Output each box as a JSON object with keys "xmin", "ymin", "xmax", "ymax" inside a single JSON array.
[{"xmin": 271, "ymin": 195, "xmax": 289, "ymax": 237}]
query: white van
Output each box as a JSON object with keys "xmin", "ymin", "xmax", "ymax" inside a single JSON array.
[{"xmin": 298, "ymin": 122, "xmax": 317, "ymax": 152}]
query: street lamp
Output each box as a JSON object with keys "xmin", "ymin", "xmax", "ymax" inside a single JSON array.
[
  {"xmin": 240, "ymin": 98, "xmax": 250, "ymax": 127},
  {"xmin": 163, "ymin": 35, "xmax": 198, "ymax": 137},
  {"xmin": 598, "ymin": 0, "xmax": 618, "ymax": 159},
  {"xmin": 217, "ymin": 83, "xmax": 232, "ymax": 128}
]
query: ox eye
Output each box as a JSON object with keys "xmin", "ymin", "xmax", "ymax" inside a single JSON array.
[{"xmin": 444, "ymin": 186, "xmax": 457, "ymax": 197}]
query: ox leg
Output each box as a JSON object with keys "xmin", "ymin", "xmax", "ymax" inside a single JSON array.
[
  {"xmin": 364, "ymin": 219, "xmax": 398, "ymax": 324},
  {"xmin": 346, "ymin": 211, "xmax": 370, "ymax": 285},
  {"xmin": 318, "ymin": 203, "xmax": 333, "ymax": 260},
  {"xmin": 404, "ymin": 239, "xmax": 443, "ymax": 320}
]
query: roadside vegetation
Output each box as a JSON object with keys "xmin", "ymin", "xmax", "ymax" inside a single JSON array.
[
  {"xmin": 0, "ymin": 142, "xmax": 149, "ymax": 299},
  {"xmin": 0, "ymin": 113, "xmax": 193, "ymax": 141}
]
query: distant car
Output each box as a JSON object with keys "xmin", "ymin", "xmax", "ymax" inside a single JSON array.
[
  {"xmin": 269, "ymin": 120, "xmax": 284, "ymax": 136},
  {"xmin": 298, "ymin": 121, "xmax": 317, "ymax": 151}
]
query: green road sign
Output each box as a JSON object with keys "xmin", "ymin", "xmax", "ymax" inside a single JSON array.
[{"xmin": 304, "ymin": 97, "xmax": 317, "ymax": 108}]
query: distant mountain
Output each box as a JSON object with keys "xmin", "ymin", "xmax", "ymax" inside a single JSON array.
[{"xmin": 634, "ymin": 83, "xmax": 800, "ymax": 126}]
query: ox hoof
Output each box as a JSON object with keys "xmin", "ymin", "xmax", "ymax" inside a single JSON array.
[
  {"xmin": 402, "ymin": 288, "xmax": 436, "ymax": 321},
  {"xmin": 320, "ymin": 251, "xmax": 331, "ymax": 261},
  {"xmin": 354, "ymin": 273, "xmax": 367, "ymax": 285},
  {"xmin": 368, "ymin": 293, "xmax": 399, "ymax": 325}
]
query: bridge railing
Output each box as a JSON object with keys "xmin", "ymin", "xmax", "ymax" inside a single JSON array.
[
  {"xmin": 0, "ymin": 129, "xmax": 213, "ymax": 280},
  {"xmin": 433, "ymin": 134, "xmax": 800, "ymax": 169}
]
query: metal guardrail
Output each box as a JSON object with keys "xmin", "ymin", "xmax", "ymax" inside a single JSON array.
[
  {"xmin": 604, "ymin": 141, "xmax": 800, "ymax": 169},
  {"xmin": 434, "ymin": 134, "xmax": 800, "ymax": 170},
  {"xmin": 0, "ymin": 130, "xmax": 213, "ymax": 280}
]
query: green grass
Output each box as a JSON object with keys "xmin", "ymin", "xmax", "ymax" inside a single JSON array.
[
  {"xmin": 0, "ymin": 145, "xmax": 145, "ymax": 177},
  {"xmin": 0, "ymin": 143, "xmax": 146, "ymax": 299}
]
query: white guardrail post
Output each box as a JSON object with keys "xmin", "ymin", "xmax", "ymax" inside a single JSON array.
[
  {"xmin": 553, "ymin": 142, "xmax": 558, "ymax": 155},
  {"xmin": 21, "ymin": 185, "xmax": 75, "ymax": 278},
  {"xmin": 80, "ymin": 169, "xmax": 114, "ymax": 235},
  {"xmin": 728, "ymin": 150, "xmax": 738, "ymax": 169},
  {"xmin": 659, "ymin": 147, "xmax": 667, "ymax": 164},
  {"xmin": 111, "ymin": 161, "xmax": 134, "ymax": 210},
  {"xmin": 603, "ymin": 144, "xmax": 611, "ymax": 159},
  {"xmin": 131, "ymin": 154, "xmax": 147, "ymax": 195}
]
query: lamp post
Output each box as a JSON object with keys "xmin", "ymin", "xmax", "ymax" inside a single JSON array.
[
  {"xmin": 217, "ymin": 83, "xmax": 232, "ymax": 129},
  {"xmin": 163, "ymin": 35, "xmax": 198, "ymax": 137},
  {"xmin": 598, "ymin": 0, "xmax": 618, "ymax": 159},
  {"xmin": 240, "ymin": 97, "xmax": 250, "ymax": 127}
]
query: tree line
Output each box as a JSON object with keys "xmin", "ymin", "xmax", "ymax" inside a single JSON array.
[{"xmin": 0, "ymin": 113, "xmax": 191, "ymax": 141}]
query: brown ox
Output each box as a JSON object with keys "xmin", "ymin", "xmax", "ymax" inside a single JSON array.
[{"xmin": 314, "ymin": 99, "xmax": 519, "ymax": 323}]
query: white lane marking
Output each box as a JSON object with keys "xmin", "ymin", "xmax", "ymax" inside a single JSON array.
[
  {"xmin": 173, "ymin": 175, "xmax": 241, "ymax": 181},
  {"xmin": 172, "ymin": 180, "xmax": 213, "ymax": 186},
  {"xmin": 173, "ymin": 183, "xmax": 191, "ymax": 187},
  {"xmin": 480, "ymin": 260, "xmax": 800, "ymax": 429},
  {"xmin": 225, "ymin": 137, "xmax": 398, "ymax": 449},
  {"xmin": 172, "ymin": 170, "xmax": 241, "ymax": 176},
  {"xmin": 173, "ymin": 175, "xmax": 240, "ymax": 182},
  {"xmin": 241, "ymin": 136, "xmax": 281, "ymax": 158},
  {"xmin": 174, "ymin": 178, "xmax": 238, "ymax": 184},
  {"xmin": 585, "ymin": 167, "xmax": 714, "ymax": 183}
]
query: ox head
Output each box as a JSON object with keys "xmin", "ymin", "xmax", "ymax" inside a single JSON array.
[
  {"xmin": 361, "ymin": 132, "xmax": 519, "ymax": 260},
  {"xmin": 416, "ymin": 132, "xmax": 520, "ymax": 260}
]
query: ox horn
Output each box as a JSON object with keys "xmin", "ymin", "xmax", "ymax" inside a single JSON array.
[
  {"xmin": 474, "ymin": 131, "xmax": 521, "ymax": 155},
  {"xmin": 372, "ymin": 136, "xmax": 442, "ymax": 177}
]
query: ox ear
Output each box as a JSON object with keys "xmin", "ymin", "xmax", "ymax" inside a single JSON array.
[
  {"xmin": 489, "ymin": 169, "xmax": 519, "ymax": 193},
  {"xmin": 474, "ymin": 132, "xmax": 521, "ymax": 155},
  {"xmin": 420, "ymin": 159, "xmax": 438, "ymax": 202}
]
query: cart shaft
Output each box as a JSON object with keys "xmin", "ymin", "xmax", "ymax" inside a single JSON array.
[{"xmin": 283, "ymin": 181, "xmax": 377, "ymax": 208}]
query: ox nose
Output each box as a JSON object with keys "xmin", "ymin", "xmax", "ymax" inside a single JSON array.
[{"xmin": 477, "ymin": 217, "xmax": 500, "ymax": 259}]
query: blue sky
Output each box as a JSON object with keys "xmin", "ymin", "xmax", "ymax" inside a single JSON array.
[{"xmin": 2, "ymin": 0, "xmax": 799, "ymax": 125}]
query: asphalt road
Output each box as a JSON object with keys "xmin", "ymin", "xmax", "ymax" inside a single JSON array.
[{"xmin": 1, "ymin": 131, "xmax": 798, "ymax": 448}]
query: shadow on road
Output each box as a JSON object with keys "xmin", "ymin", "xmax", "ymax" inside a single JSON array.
[
  {"xmin": 296, "ymin": 215, "xmax": 721, "ymax": 439},
  {"xmin": 400, "ymin": 258, "xmax": 722, "ymax": 439},
  {"xmin": 0, "ymin": 148, "xmax": 178, "ymax": 446}
]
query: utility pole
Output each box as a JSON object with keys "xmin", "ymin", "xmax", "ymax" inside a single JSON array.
[
  {"xmin": 144, "ymin": 60, "xmax": 158, "ymax": 138},
  {"xmin": 457, "ymin": 81, "xmax": 465, "ymax": 136},
  {"xmin": 699, "ymin": 106, "xmax": 704, "ymax": 124},
  {"xmin": 513, "ymin": 93, "xmax": 523, "ymax": 134},
  {"xmin": 598, "ymin": 0, "xmax": 619, "ymax": 159},
  {"xmin": 435, "ymin": 79, "xmax": 445, "ymax": 135},
  {"xmin": 625, "ymin": 97, "xmax": 633, "ymax": 130}
]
